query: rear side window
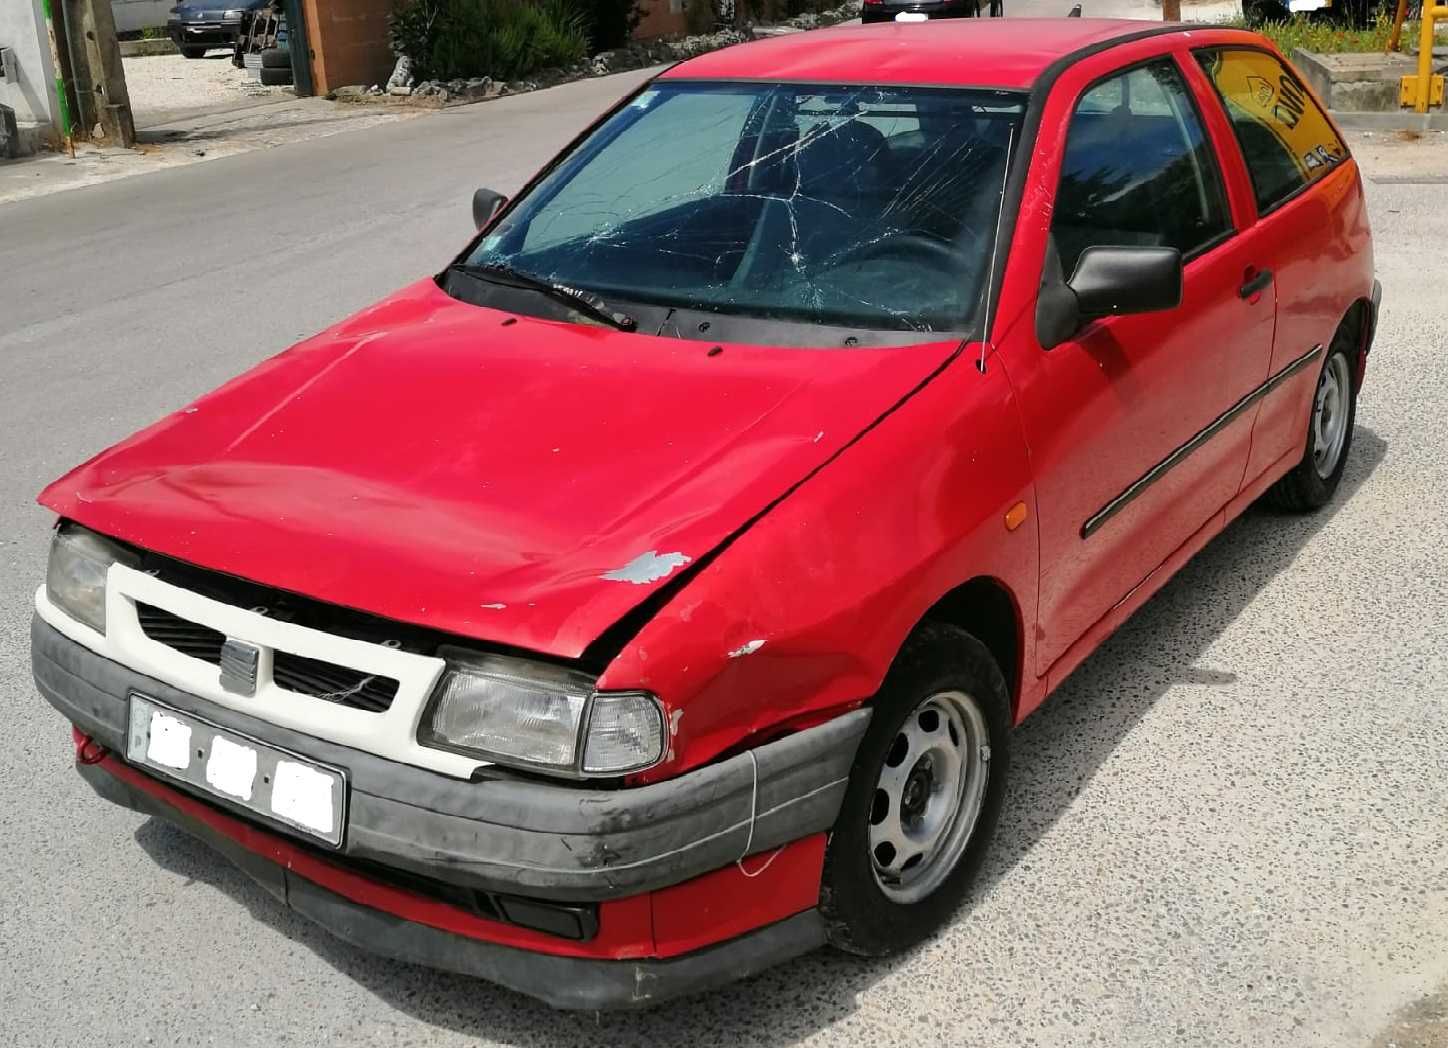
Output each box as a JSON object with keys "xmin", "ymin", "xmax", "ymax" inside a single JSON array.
[
  {"xmin": 1195, "ymin": 48, "xmax": 1347, "ymax": 214},
  {"xmin": 1052, "ymin": 59, "xmax": 1232, "ymax": 279}
]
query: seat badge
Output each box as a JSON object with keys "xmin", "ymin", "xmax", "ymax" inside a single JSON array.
[{"xmin": 219, "ymin": 639, "xmax": 261, "ymax": 696}]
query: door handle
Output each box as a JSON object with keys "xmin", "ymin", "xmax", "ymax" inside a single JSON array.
[{"xmin": 1239, "ymin": 269, "xmax": 1273, "ymax": 299}]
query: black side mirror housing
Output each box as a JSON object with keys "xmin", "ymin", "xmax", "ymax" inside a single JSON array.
[
  {"xmin": 472, "ymin": 188, "xmax": 508, "ymax": 231},
  {"xmin": 1036, "ymin": 244, "xmax": 1183, "ymax": 350}
]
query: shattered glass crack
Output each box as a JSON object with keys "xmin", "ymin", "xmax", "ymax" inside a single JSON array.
[{"xmin": 460, "ymin": 81, "xmax": 1026, "ymax": 342}]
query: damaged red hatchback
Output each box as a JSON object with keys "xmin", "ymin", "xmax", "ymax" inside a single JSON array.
[{"xmin": 33, "ymin": 19, "xmax": 1378, "ymax": 1008}]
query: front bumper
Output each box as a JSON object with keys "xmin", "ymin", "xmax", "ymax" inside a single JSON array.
[
  {"xmin": 33, "ymin": 614, "xmax": 868, "ymax": 1005},
  {"xmin": 166, "ymin": 18, "xmax": 242, "ymax": 46},
  {"xmin": 75, "ymin": 749, "xmax": 828, "ymax": 1008}
]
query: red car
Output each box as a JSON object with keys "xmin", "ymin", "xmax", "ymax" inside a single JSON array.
[{"xmin": 32, "ymin": 19, "xmax": 1377, "ymax": 1008}]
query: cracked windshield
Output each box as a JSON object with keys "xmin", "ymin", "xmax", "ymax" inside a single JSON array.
[{"xmin": 460, "ymin": 82, "xmax": 1025, "ymax": 339}]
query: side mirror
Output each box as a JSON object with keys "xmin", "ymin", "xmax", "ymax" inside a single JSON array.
[
  {"xmin": 1036, "ymin": 245, "xmax": 1183, "ymax": 350},
  {"xmin": 472, "ymin": 188, "xmax": 508, "ymax": 231}
]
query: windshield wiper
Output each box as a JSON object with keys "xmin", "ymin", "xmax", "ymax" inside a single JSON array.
[{"xmin": 448, "ymin": 263, "xmax": 637, "ymax": 332}]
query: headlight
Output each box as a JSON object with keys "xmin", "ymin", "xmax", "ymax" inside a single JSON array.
[
  {"xmin": 223, "ymin": 8, "xmax": 245, "ymax": 17},
  {"xmin": 46, "ymin": 523, "xmax": 133, "ymax": 634},
  {"xmin": 420, "ymin": 648, "xmax": 665, "ymax": 777}
]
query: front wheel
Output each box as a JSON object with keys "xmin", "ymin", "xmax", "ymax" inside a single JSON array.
[
  {"xmin": 820, "ymin": 622, "xmax": 1010, "ymax": 956},
  {"xmin": 180, "ymin": 45, "xmax": 209, "ymax": 59},
  {"xmin": 1263, "ymin": 340, "xmax": 1358, "ymax": 512}
]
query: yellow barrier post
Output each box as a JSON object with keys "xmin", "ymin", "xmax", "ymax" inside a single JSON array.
[{"xmin": 1405, "ymin": 3, "xmax": 1448, "ymax": 113}]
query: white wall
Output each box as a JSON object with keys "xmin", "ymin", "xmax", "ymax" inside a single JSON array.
[
  {"xmin": 112, "ymin": 0, "xmax": 171, "ymax": 33},
  {"xmin": 0, "ymin": 0, "xmax": 60, "ymax": 129}
]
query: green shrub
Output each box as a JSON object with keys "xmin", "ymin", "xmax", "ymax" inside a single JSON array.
[
  {"xmin": 391, "ymin": 0, "xmax": 591, "ymax": 83},
  {"xmin": 1219, "ymin": 12, "xmax": 1420, "ymax": 55},
  {"xmin": 685, "ymin": 0, "xmax": 718, "ymax": 34},
  {"xmin": 585, "ymin": 0, "xmax": 644, "ymax": 51}
]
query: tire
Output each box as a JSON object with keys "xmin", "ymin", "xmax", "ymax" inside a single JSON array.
[
  {"xmin": 260, "ymin": 47, "xmax": 291, "ymax": 69},
  {"xmin": 1263, "ymin": 334, "xmax": 1358, "ymax": 513},
  {"xmin": 820, "ymin": 621, "xmax": 1011, "ymax": 956},
  {"xmin": 259, "ymin": 66, "xmax": 294, "ymax": 86},
  {"xmin": 181, "ymin": 46, "xmax": 209, "ymax": 59}
]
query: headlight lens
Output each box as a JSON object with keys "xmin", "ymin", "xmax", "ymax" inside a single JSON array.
[
  {"xmin": 420, "ymin": 649, "xmax": 664, "ymax": 776},
  {"xmin": 46, "ymin": 523, "xmax": 131, "ymax": 634}
]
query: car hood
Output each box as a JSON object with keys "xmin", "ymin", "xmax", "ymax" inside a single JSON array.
[{"xmin": 40, "ymin": 279, "xmax": 958, "ymax": 659}]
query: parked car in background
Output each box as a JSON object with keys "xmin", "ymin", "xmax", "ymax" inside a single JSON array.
[
  {"xmin": 165, "ymin": 0, "xmax": 268, "ymax": 58},
  {"xmin": 861, "ymin": 0, "xmax": 993, "ymax": 20},
  {"xmin": 32, "ymin": 18, "xmax": 1378, "ymax": 1009},
  {"xmin": 1243, "ymin": 0, "xmax": 1382, "ymax": 26}
]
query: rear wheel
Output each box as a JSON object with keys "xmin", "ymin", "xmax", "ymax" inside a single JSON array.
[
  {"xmin": 1263, "ymin": 338, "xmax": 1357, "ymax": 512},
  {"xmin": 820, "ymin": 622, "xmax": 1010, "ymax": 956}
]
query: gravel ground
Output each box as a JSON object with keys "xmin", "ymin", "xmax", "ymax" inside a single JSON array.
[
  {"xmin": 122, "ymin": 52, "xmax": 293, "ymax": 127},
  {"xmin": 1, "ymin": 51, "xmax": 1446, "ymax": 1048}
]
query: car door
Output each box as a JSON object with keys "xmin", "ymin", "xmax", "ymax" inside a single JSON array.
[
  {"xmin": 1190, "ymin": 45, "xmax": 1370, "ymax": 486},
  {"xmin": 998, "ymin": 53, "xmax": 1276, "ymax": 677}
]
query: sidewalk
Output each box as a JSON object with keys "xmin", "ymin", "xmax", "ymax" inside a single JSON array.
[{"xmin": 0, "ymin": 96, "xmax": 424, "ymax": 206}]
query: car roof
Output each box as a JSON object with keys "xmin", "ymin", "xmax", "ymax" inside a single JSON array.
[{"xmin": 662, "ymin": 19, "xmax": 1184, "ymax": 91}]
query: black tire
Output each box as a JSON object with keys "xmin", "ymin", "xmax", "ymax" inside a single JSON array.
[
  {"xmin": 260, "ymin": 46, "xmax": 291, "ymax": 69},
  {"xmin": 259, "ymin": 66, "xmax": 294, "ymax": 86},
  {"xmin": 1263, "ymin": 333, "xmax": 1358, "ymax": 513},
  {"xmin": 861, "ymin": 12, "xmax": 886, "ymax": 22},
  {"xmin": 820, "ymin": 621, "xmax": 1011, "ymax": 956},
  {"xmin": 181, "ymin": 46, "xmax": 209, "ymax": 59}
]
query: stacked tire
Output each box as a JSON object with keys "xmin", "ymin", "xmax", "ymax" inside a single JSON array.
[{"xmin": 260, "ymin": 47, "xmax": 293, "ymax": 87}]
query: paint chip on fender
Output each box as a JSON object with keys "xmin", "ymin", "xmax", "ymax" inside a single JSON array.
[
  {"xmin": 728, "ymin": 639, "xmax": 766, "ymax": 658},
  {"xmin": 601, "ymin": 550, "xmax": 691, "ymax": 585}
]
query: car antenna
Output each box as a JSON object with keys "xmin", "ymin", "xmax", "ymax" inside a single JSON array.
[
  {"xmin": 1067, "ymin": 3, "xmax": 1082, "ymax": 14},
  {"xmin": 978, "ymin": 124, "xmax": 1016, "ymax": 375}
]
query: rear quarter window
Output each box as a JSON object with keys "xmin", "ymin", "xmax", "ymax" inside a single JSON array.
[{"xmin": 1195, "ymin": 47, "xmax": 1348, "ymax": 214}]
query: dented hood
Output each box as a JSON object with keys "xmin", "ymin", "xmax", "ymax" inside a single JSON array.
[{"xmin": 40, "ymin": 280, "xmax": 957, "ymax": 658}]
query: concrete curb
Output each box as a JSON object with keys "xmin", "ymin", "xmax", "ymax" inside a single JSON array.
[
  {"xmin": 119, "ymin": 37, "xmax": 179, "ymax": 57},
  {"xmin": 1331, "ymin": 109, "xmax": 1448, "ymax": 131}
]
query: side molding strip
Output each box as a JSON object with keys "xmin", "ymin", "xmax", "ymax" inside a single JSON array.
[{"xmin": 1081, "ymin": 343, "xmax": 1325, "ymax": 539}]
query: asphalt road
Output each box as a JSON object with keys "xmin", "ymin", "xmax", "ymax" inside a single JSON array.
[{"xmin": 3, "ymin": 56, "xmax": 1448, "ymax": 1048}]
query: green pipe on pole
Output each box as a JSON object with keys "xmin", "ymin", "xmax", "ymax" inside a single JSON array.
[{"xmin": 39, "ymin": 0, "xmax": 74, "ymax": 151}]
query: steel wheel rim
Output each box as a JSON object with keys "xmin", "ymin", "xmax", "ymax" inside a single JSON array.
[
  {"xmin": 868, "ymin": 690, "xmax": 990, "ymax": 904},
  {"xmin": 1312, "ymin": 354, "xmax": 1351, "ymax": 480}
]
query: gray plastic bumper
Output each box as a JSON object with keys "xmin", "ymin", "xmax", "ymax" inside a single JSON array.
[{"xmin": 32, "ymin": 614, "xmax": 869, "ymax": 901}]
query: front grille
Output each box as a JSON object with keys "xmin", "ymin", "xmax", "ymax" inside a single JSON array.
[
  {"xmin": 272, "ymin": 650, "xmax": 398, "ymax": 713},
  {"xmin": 136, "ymin": 602, "xmax": 399, "ymax": 713},
  {"xmin": 137, "ymin": 602, "xmax": 224, "ymax": 662}
]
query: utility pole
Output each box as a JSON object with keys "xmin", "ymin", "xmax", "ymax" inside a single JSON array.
[
  {"xmin": 65, "ymin": 0, "xmax": 134, "ymax": 146},
  {"xmin": 39, "ymin": 0, "xmax": 74, "ymax": 153},
  {"xmin": 1163, "ymin": 0, "xmax": 1181, "ymax": 19}
]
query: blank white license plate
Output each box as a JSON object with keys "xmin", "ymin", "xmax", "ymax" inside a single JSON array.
[{"xmin": 127, "ymin": 694, "xmax": 347, "ymax": 847}]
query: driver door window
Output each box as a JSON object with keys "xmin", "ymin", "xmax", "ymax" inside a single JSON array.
[{"xmin": 1052, "ymin": 60, "xmax": 1232, "ymax": 277}]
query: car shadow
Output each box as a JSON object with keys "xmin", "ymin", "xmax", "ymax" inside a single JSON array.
[{"xmin": 133, "ymin": 427, "xmax": 1386, "ymax": 1043}]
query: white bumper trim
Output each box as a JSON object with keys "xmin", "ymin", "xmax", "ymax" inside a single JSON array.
[{"xmin": 35, "ymin": 565, "xmax": 483, "ymax": 779}]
